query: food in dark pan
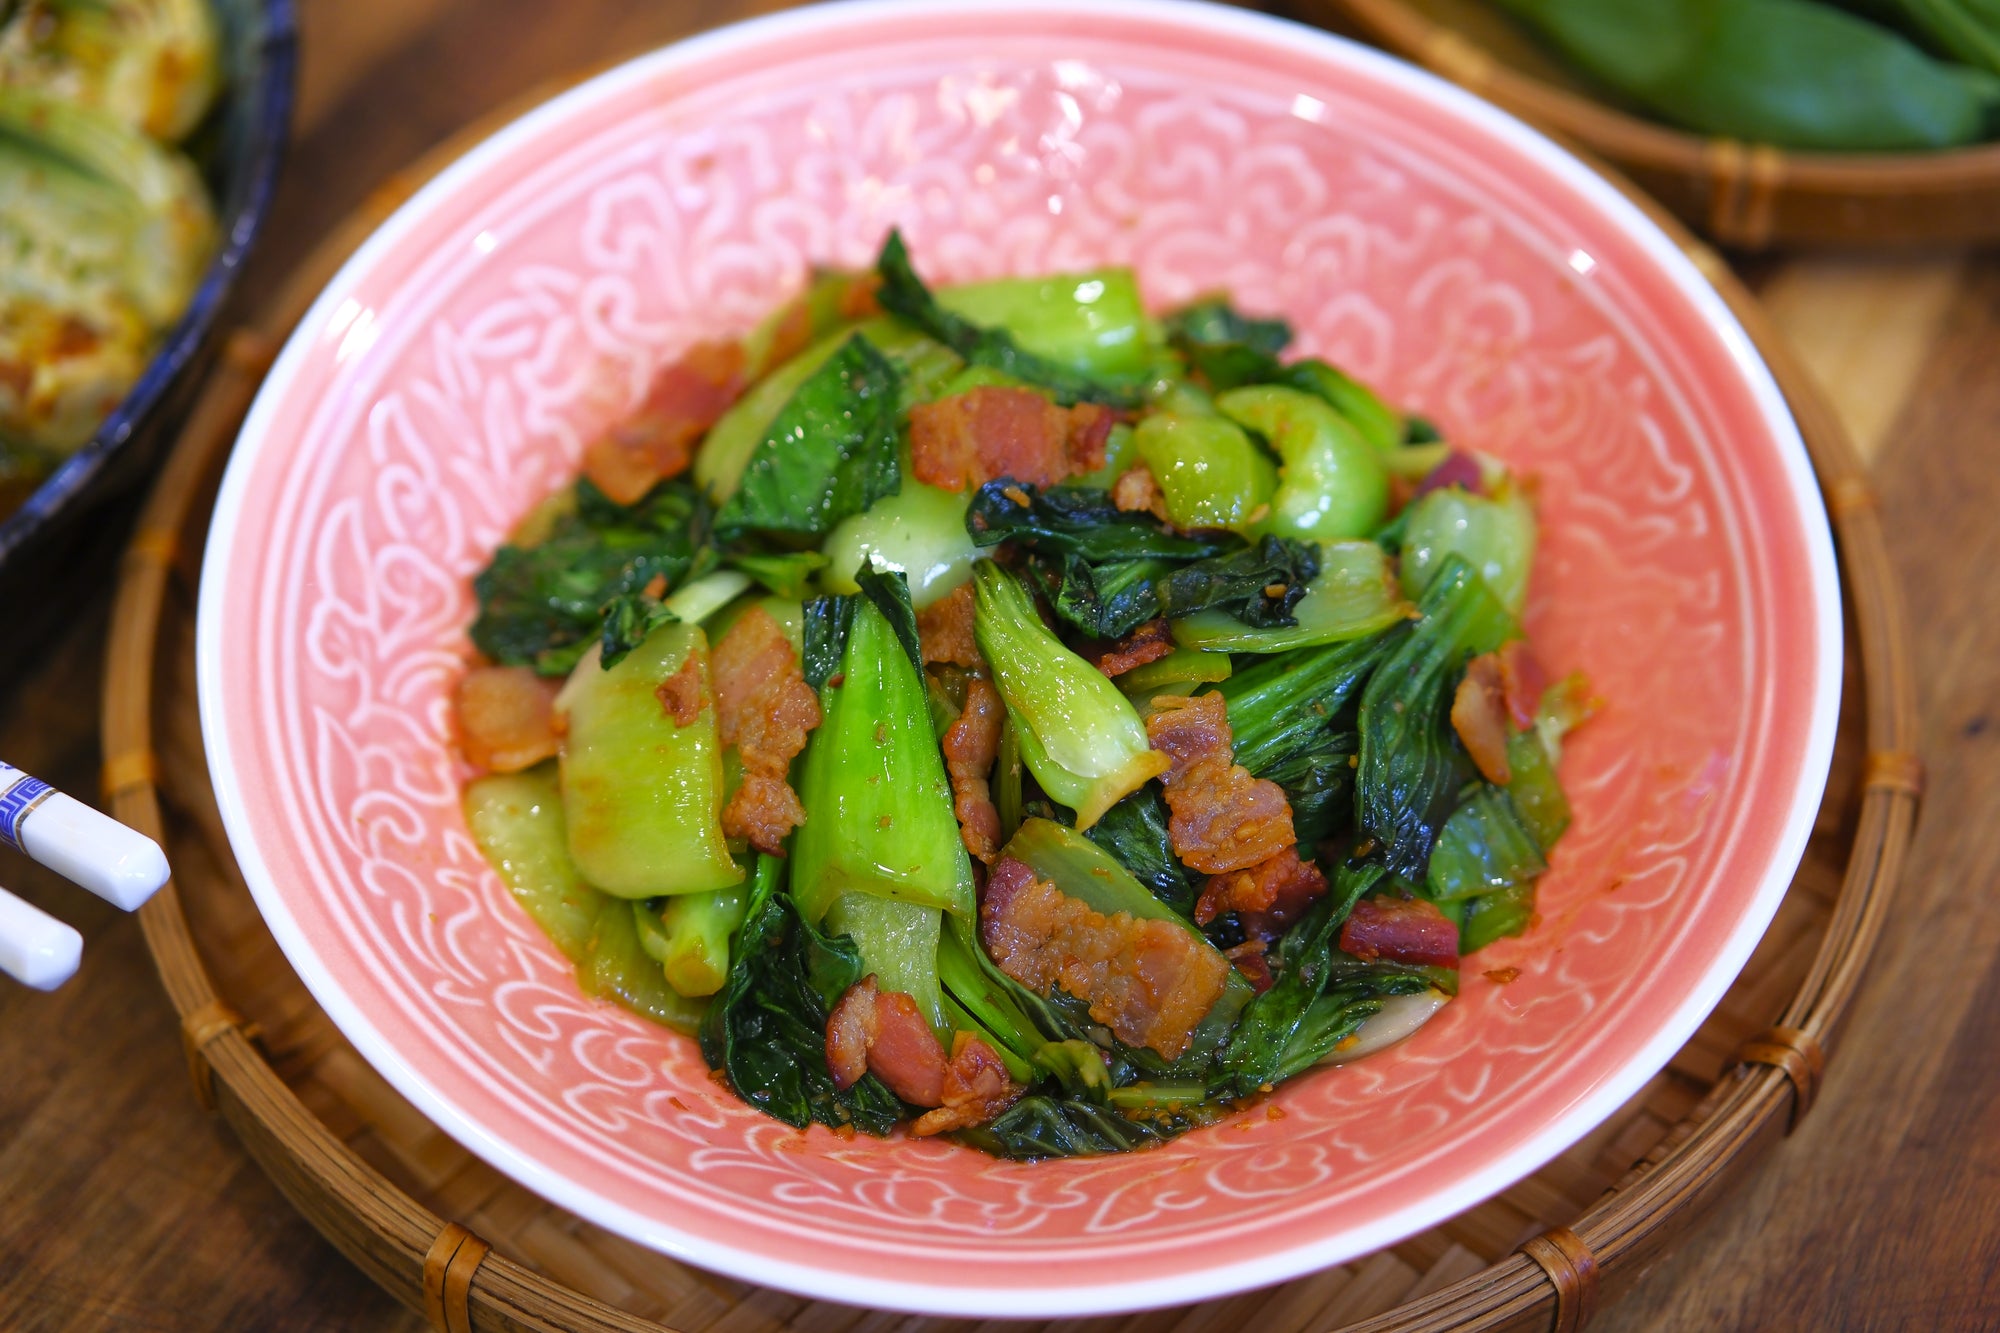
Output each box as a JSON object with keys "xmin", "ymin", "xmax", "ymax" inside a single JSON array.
[{"xmin": 0, "ymin": 0, "xmax": 220, "ymax": 491}]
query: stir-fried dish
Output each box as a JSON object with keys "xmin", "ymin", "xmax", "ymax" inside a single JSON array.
[
  {"xmin": 0, "ymin": 0, "xmax": 220, "ymax": 499},
  {"xmin": 457, "ymin": 232, "xmax": 1595, "ymax": 1160}
]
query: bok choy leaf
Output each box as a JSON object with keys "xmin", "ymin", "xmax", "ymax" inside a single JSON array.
[{"xmin": 1355, "ymin": 555, "xmax": 1517, "ymax": 881}]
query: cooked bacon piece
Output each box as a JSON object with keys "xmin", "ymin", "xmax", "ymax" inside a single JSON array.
[
  {"xmin": 1067, "ymin": 402, "xmax": 1116, "ymax": 475},
  {"xmin": 824, "ymin": 976, "xmax": 875, "ymax": 1090},
  {"xmin": 758, "ymin": 297, "xmax": 817, "ymax": 376},
  {"xmin": 1112, "ymin": 463, "xmax": 1170, "ymax": 522},
  {"xmin": 583, "ymin": 340, "xmax": 746, "ymax": 504},
  {"xmin": 912, "ymin": 1031, "xmax": 1025, "ymax": 1136},
  {"xmin": 838, "ymin": 271, "xmax": 883, "ymax": 320},
  {"xmin": 712, "ymin": 607, "xmax": 821, "ymax": 854},
  {"xmin": 1145, "ymin": 692, "xmax": 1296, "ymax": 874},
  {"xmin": 1195, "ymin": 845, "xmax": 1327, "ymax": 931},
  {"xmin": 824, "ymin": 975, "xmax": 948, "ymax": 1106},
  {"xmin": 943, "ymin": 675, "xmax": 1004, "ymax": 863},
  {"xmin": 981, "ymin": 857, "xmax": 1229, "ymax": 1059},
  {"xmin": 910, "ymin": 386, "xmax": 1074, "ymax": 492},
  {"xmin": 1224, "ymin": 938, "xmax": 1275, "ymax": 993},
  {"xmin": 1339, "ymin": 896, "xmax": 1460, "ymax": 969},
  {"xmin": 917, "ymin": 582, "xmax": 983, "ymax": 669},
  {"xmin": 1413, "ymin": 450, "xmax": 1485, "ymax": 499},
  {"xmin": 455, "ymin": 665, "xmax": 563, "ymax": 772},
  {"xmin": 1452, "ymin": 652, "xmax": 1512, "ymax": 785},
  {"xmin": 1090, "ymin": 618, "xmax": 1175, "ymax": 678},
  {"xmin": 655, "ymin": 649, "xmax": 706, "ymax": 728},
  {"xmin": 1497, "ymin": 639, "xmax": 1546, "ymax": 732}
]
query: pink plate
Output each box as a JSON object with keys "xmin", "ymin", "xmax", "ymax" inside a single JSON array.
[{"xmin": 197, "ymin": 0, "xmax": 1840, "ymax": 1316}]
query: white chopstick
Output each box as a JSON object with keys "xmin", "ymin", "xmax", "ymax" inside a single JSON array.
[
  {"xmin": 0, "ymin": 885, "xmax": 83, "ymax": 990},
  {"xmin": 0, "ymin": 762, "xmax": 169, "ymax": 990}
]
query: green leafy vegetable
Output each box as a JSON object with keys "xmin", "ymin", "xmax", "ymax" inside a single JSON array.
[
  {"xmin": 1505, "ymin": 728, "xmax": 1572, "ymax": 850},
  {"xmin": 1459, "ymin": 881, "xmax": 1537, "ymax": 955},
  {"xmin": 1083, "ymin": 788, "xmax": 1198, "ymax": 917},
  {"xmin": 972, "ymin": 563, "xmax": 1170, "ymax": 828},
  {"xmin": 1424, "ymin": 786, "xmax": 1548, "ymax": 902},
  {"xmin": 471, "ymin": 479, "xmax": 706, "ymax": 674},
  {"xmin": 936, "ymin": 267, "xmax": 1154, "ymax": 381},
  {"xmin": 639, "ymin": 885, "xmax": 750, "ymax": 997},
  {"xmin": 818, "ymin": 480, "xmax": 977, "ymax": 610},
  {"xmin": 1218, "ymin": 862, "xmax": 1383, "ymax": 1094},
  {"xmin": 1164, "ymin": 299, "xmax": 1404, "ymax": 457},
  {"xmin": 1494, "ymin": 0, "xmax": 2000, "ymax": 151},
  {"xmin": 873, "ymin": 229, "xmax": 1145, "ymax": 407},
  {"xmin": 1116, "ymin": 647, "xmax": 1233, "ymax": 697},
  {"xmin": 699, "ymin": 858, "xmax": 906, "ymax": 1133},
  {"xmin": 1131, "ymin": 412, "xmax": 1277, "ymax": 534},
  {"xmin": 1163, "ymin": 297, "xmax": 1291, "ymax": 356},
  {"xmin": 853, "ymin": 563, "xmax": 925, "ymax": 674},
  {"xmin": 954, "ymin": 1094, "xmax": 1192, "ymax": 1160},
  {"xmin": 1355, "ymin": 555, "xmax": 1517, "ymax": 881},
  {"xmin": 824, "ymin": 891, "xmax": 946, "ymax": 1036},
  {"xmin": 555, "ymin": 622, "xmax": 743, "ymax": 898},
  {"xmin": 800, "ymin": 593, "xmax": 855, "ymax": 692},
  {"xmin": 1400, "ymin": 485, "xmax": 1538, "ymax": 616},
  {"xmin": 1215, "ymin": 384, "xmax": 1389, "ymax": 541},
  {"xmin": 966, "ymin": 480, "xmax": 1234, "ymax": 564},
  {"xmin": 1218, "ymin": 628, "xmax": 1400, "ymax": 845},
  {"xmin": 792, "ymin": 571, "xmax": 977, "ymax": 924},
  {"xmin": 1160, "ymin": 536, "xmax": 1320, "ymax": 629},
  {"xmin": 1044, "ymin": 555, "xmax": 1174, "ymax": 640},
  {"xmin": 580, "ymin": 896, "xmax": 711, "ymax": 1034},
  {"xmin": 714, "ymin": 333, "xmax": 903, "ymax": 540},
  {"xmin": 1171, "ymin": 539, "xmax": 1408, "ymax": 654},
  {"xmin": 463, "ymin": 765, "xmax": 601, "ymax": 964},
  {"xmin": 727, "ymin": 549, "xmax": 828, "ymax": 599}
]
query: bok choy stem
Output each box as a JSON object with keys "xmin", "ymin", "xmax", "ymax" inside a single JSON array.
[{"xmin": 971, "ymin": 561, "xmax": 1168, "ymax": 829}]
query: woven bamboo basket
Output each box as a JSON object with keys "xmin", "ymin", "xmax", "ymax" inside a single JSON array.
[
  {"xmin": 1304, "ymin": 0, "xmax": 2000, "ymax": 249},
  {"xmin": 100, "ymin": 99, "xmax": 1919, "ymax": 1333}
]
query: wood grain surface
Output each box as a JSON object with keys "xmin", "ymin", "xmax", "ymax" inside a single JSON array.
[{"xmin": 0, "ymin": 3, "xmax": 1991, "ymax": 1329}]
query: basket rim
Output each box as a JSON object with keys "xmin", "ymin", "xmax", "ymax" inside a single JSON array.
[
  {"xmin": 101, "ymin": 66, "xmax": 1920, "ymax": 1333},
  {"xmin": 1331, "ymin": 0, "xmax": 2000, "ymax": 185}
]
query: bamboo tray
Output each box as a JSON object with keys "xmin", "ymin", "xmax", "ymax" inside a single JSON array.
[
  {"xmin": 101, "ymin": 117, "xmax": 1919, "ymax": 1333},
  {"xmin": 1305, "ymin": 0, "xmax": 2000, "ymax": 249}
]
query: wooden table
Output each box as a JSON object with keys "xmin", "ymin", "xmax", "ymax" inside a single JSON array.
[{"xmin": 1, "ymin": 2, "xmax": 1993, "ymax": 1328}]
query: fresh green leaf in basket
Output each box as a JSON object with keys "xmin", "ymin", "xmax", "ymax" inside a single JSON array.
[{"xmin": 1493, "ymin": 0, "xmax": 2000, "ymax": 150}]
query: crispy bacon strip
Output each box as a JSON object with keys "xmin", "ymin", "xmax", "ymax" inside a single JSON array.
[
  {"xmin": 838, "ymin": 271, "xmax": 883, "ymax": 320},
  {"xmin": 1067, "ymin": 402, "xmax": 1116, "ymax": 475},
  {"xmin": 583, "ymin": 340, "xmax": 746, "ymax": 505},
  {"xmin": 1112, "ymin": 463, "xmax": 1170, "ymax": 522},
  {"xmin": 825, "ymin": 976, "xmax": 948, "ymax": 1106},
  {"xmin": 981, "ymin": 857, "xmax": 1228, "ymax": 1060},
  {"xmin": 1195, "ymin": 845, "xmax": 1327, "ymax": 933},
  {"xmin": 912, "ymin": 1031, "xmax": 1025, "ymax": 1136},
  {"xmin": 1413, "ymin": 450, "xmax": 1485, "ymax": 499},
  {"xmin": 1224, "ymin": 939, "xmax": 1275, "ymax": 993},
  {"xmin": 1090, "ymin": 618, "xmax": 1175, "ymax": 678},
  {"xmin": 1496, "ymin": 639, "xmax": 1546, "ymax": 732},
  {"xmin": 917, "ymin": 583, "xmax": 982, "ymax": 669},
  {"xmin": 1452, "ymin": 653, "xmax": 1512, "ymax": 785},
  {"xmin": 943, "ymin": 676, "xmax": 1004, "ymax": 864},
  {"xmin": 910, "ymin": 386, "xmax": 1072, "ymax": 492},
  {"xmin": 655, "ymin": 650, "xmax": 706, "ymax": 728},
  {"xmin": 907, "ymin": 387, "xmax": 1117, "ymax": 493},
  {"xmin": 713, "ymin": 607, "xmax": 821, "ymax": 855},
  {"xmin": 1339, "ymin": 896, "xmax": 1460, "ymax": 969},
  {"xmin": 455, "ymin": 665, "xmax": 562, "ymax": 773},
  {"xmin": 1144, "ymin": 692, "xmax": 1296, "ymax": 875}
]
